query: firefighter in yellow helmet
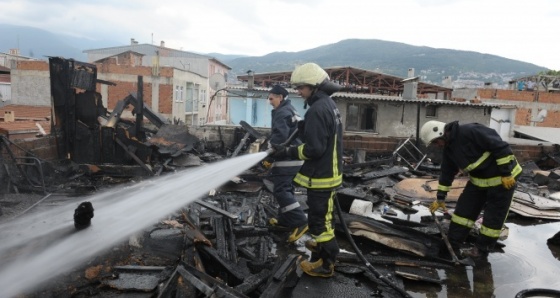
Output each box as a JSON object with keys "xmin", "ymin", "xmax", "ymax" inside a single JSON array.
[
  {"xmin": 420, "ymin": 120, "xmax": 522, "ymax": 259},
  {"xmin": 271, "ymin": 63, "xmax": 342, "ymax": 277}
]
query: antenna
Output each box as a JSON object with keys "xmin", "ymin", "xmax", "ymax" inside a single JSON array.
[{"xmin": 209, "ymin": 73, "xmax": 226, "ymax": 91}]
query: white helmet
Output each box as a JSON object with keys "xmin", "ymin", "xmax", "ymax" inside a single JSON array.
[
  {"xmin": 420, "ymin": 120, "xmax": 446, "ymax": 145},
  {"xmin": 290, "ymin": 63, "xmax": 329, "ymax": 87}
]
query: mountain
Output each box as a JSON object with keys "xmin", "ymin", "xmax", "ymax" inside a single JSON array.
[
  {"xmin": 225, "ymin": 39, "xmax": 548, "ymax": 86},
  {"xmin": 0, "ymin": 24, "xmax": 548, "ymax": 86},
  {"xmin": 0, "ymin": 24, "xmax": 121, "ymax": 60}
]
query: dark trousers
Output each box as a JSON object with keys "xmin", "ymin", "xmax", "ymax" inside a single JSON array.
[
  {"xmin": 448, "ymin": 181, "xmax": 515, "ymax": 251},
  {"xmin": 270, "ymin": 164, "xmax": 307, "ymax": 228},
  {"xmin": 307, "ymin": 189, "xmax": 339, "ymax": 264}
]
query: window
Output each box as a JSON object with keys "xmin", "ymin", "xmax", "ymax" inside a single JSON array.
[
  {"xmin": 346, "ymin": 104, "xmax": 377, "ymax": 132},
  {"xmin": 426, "ymin": 105, "xmax": 438, "ymax": 117},
  {"xmin": 186, "ymin": 83, "xmax": 195, "ymax": 112},
  {"xmin": 174, "ymin": 86, "xmax": 184, "ymax": 103},
  {"xmin": 195, "ymin": 84, "xmax": 201, "ymax": 106}
]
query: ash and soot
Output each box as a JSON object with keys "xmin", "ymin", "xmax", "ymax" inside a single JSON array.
[{"xmin": 0, "ymin": 151, "xmax": 268, "ymax": 298}]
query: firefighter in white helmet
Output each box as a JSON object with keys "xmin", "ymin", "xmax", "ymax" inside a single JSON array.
[
  {"xmin": 420, "ymin": 120, "xmax": 522, "ymax": 259},
  {"xmin": 271, "ymin": 62, "xmax": 342, "ymax": 277}
]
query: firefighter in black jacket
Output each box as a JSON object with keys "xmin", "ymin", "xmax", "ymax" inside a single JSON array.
[
  {"xmin": 272, "ymin": 63, "xmax": 343, "ymax": 277},
  {"xmin": 265, "ymin": 85, "xmax": 308, "ymax": 242},
  {"xmin": 420, "ymin": 120, "xmax": 522, "ymax": 258}
]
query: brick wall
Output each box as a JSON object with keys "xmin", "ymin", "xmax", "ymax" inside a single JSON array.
[
  {"xmin": 511, "ymin": 144, "xmax": 555, "ymax": 164},
  {"xmin": 537, "ymin": 92, "xmax": 560, "ymax": 103},
  {"xmin": 494, "ymin": 90, "xmax": 535, "ymax": 102},
  {"xmin": 515, "ymin": 108, "xmax": 532, "ymax": 125},
  {"xmin": 16, "ymin": 60, "xmax": 49, "ymax": 71},
  {"xmin": 6, "ymin": 135, "xmax": 58, "ymax": 161},
  {"xmin": 159, "ymin": 85, "xmax": 173, "ymax": 114},
  {"xmin": 343, "ymin": 134, "xmax": 404, "ymax": 154},
  {"xmin": 3, "ymin": 126, "xmax": 554, "ymax": 168}
]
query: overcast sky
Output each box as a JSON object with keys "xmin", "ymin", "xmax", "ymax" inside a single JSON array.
[{"xmin": 1, "ymin": 0, "xmax": 559, "ymax": 69}]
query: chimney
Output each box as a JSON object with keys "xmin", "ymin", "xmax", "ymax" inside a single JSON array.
[
  {"xmin": 408, "ymin": 68, "xmax": 415, "ymax": 78},
  {"xmin": 247, "ymin": 70, "xmax": 254, "ymax": 89},
  {"xmin": 160, "ymin": 40, "xmax": 165, "ymax": 47},
  {"xmin": 9, "ymin": 49, "xmax": 20, "ymax": 56},
  {"xmin": 131, "ymin": 38, "xmax": 138, "ymax": 45},
  {"xmin": 4, "ymin": 111, "xmax": 15, "ymax": 122}
]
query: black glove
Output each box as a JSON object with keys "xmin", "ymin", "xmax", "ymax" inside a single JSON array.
[{"xmin": 271, "ymin": 143, "xmax": 288, "ymax": 159}]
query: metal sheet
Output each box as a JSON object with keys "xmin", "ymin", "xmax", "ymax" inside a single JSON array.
[{"xmin": 514, "ymin": 126, "xmax": 560, "ymax": 145}]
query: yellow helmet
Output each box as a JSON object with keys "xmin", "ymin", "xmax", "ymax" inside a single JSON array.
[
  {"xmin": 290, "ymin": 63, "xmax": 329, "ymax": 87},
  {"xmin": 420, "ymin": 120, "xmax": 446, "ymax": 145}
]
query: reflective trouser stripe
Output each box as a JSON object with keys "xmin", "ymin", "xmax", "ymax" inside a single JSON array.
[
  {"xmin": 307, "ymin": 190, "xmax": 335, "ymax": 243},
  {"xmin": 273, "ymin": 160, "xmax": 304, "ymax": 167},
  {"xmin": 280, "ymin": 202, "xmax": 301, "ymax": 213},
  {"xmin": 469, "ymin": 163, "xmax": 522, "ymax": 187},
  {"xmin": 480, "ymin": 224, "xmax": 502, "ymax": 238},
  {"xmin": 438, "ymin": 184, "xmax": 450, "ymax": 191},
  {"xmin": 451, "ymin": 213, "xmax": 475, "ymax": 228}
]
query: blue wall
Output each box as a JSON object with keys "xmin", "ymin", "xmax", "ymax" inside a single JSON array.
[{"xmin": 229, "ymin": 90, "xmax": 306, "ymax": 128}]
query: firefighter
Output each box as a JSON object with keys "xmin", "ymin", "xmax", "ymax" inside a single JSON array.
[
  {"xmin": 420, "ymin": 120, "xmax": 522, "ymax": 258},
  {"xmin": 271, "ymin": 63, "xmax": 343, "ymax": 277},
  {"xmin": 265, "ymin": 85, "xmax": 308, "ymax": 242}
]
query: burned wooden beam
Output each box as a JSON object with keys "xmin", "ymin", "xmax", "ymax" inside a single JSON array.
[
  {"xmin": 260, "ymin": 254, "xmax": 300, "ymax": 298},
  {"xmin": 214, "ymin": 216, "xmax": 229, "ymax": 260},
  {"xmin": 234, "ymin": 269, "xmax": 272, "ymax": 295},
  {"xmin": 196, "ymin": 244, "xmax": 246, "ymax": 285},
  {"xmin": 176, "ymin": 263, "xmax": 249, "ymax": 298},
  {"xmin": 223, "ymin": 200, "xmax": 238, "ymax": 263},
  {"xmin": 114, "ymin": 137, "xmax": 153, "ymax": 175},
  {"xmin": 196, "ymin": 200, "xmax": 238, "ymax": 219}
]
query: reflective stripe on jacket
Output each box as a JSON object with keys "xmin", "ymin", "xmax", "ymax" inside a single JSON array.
[{"xmin": 289, "ymin": 90, "xmax": 343, "ymax": 190}]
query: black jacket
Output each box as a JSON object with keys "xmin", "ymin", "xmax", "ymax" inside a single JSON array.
[
  {"xmin": 439, "ymin": 121, "xmax": 521, "ymax": 189},
  {"xmin": 288, "ymin": 90, "xmax": 343, "ymax": 189},
  {"xmin": 270, "ymin": 99, "xmax": 301, "ymax": 150}
]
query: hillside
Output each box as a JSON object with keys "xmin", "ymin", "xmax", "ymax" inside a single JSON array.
[
  {"xmin": 0, "ymin": 25, "xmax": 548, "ymax": 86},
  {"xmin": 225, "ymin": 39, "xmax": 548, "ymax": 85},
  {"xmin": 0, "ymin": 24, "xmax": 120, "ymax": 61}
]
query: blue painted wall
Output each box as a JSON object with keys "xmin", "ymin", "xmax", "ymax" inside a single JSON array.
[{"xmin": 229, "ymin": 90, "xmax": 306, "ymax": 128}]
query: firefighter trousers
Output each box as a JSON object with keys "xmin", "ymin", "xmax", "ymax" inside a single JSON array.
[{"xmin": 448, "ymin": 181, "xmax": 515, "ymax": 252}]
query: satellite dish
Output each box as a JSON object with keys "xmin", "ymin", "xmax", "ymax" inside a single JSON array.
[
  {"xmin": 209, "ymin": 73, "xmax": 226, "ymax": 91},
  {"xmin": 531, "ymin": 109, "xmax": 547, "ymax": 122}
]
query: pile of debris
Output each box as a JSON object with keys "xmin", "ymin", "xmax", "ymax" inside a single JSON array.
[{"xmin": 3, "ymin": 121, "xmax": 560, "ymax": 297}]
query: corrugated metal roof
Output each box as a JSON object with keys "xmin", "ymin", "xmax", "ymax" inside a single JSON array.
[
  {"xmin": 333, "ymin": 93, "xmax": 514, "ymax": 108},
  {"xmin": 226, "ymin": 86, "xmax": 514, "ymax": 108}
]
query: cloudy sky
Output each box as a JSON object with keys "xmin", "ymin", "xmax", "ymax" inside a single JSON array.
[{"xmin": 2, "ymin": 0, "xmax": 559, "ymax": 69}]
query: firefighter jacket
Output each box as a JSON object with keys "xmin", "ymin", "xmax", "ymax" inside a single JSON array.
[
  {"xmin": 270, "ymin": 99, "xmax": 302, "ymax": 155},
  {"xmin": 438, "ymin": 121, "xmax": 522, "ymax": 191},
  {"xmin": 287, "ymin": 89, "xmax": 343, "ymax": 189}
]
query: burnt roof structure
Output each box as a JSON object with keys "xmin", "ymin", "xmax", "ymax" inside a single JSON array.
[{"xmin": 237, "ymin": 66, "xmax": 452, "ymax": 98}]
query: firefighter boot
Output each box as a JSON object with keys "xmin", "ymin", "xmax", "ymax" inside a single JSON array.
[
  {"xmin": 300, "ymin": 258, "xmax": 334, "ymax": 278},
  {"xmin": 300, "ymin": 238, "xmax": 338, "ymax": 277}
]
